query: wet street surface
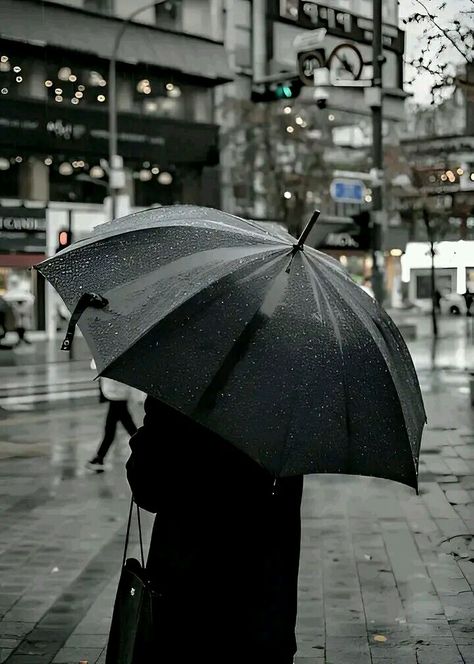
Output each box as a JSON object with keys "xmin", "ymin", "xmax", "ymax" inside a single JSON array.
[{"xmin": 0, "ymin": 315, "xmax": 473, "ymax": 663}]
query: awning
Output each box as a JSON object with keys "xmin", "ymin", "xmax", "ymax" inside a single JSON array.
[
  {"xmin": 0, "ymin": 0, "xmax": 233, "ymax": 84},
  {"xmin": 0, "ymin": 253, "xmax": 45, "ymax": 267}
]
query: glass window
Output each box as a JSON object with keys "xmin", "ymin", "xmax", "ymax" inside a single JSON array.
[
  {"xmin": 185, "ymin": 86, "xmax": 213, "ymax": 123},
  {"xmin": 133, "ymin": 75, "xmax": 185, "ymax": 119},
  {"xmin": 131, "ymin": 73, "xmax": 213, "ymax": 123},
  {"xmin": 280, "ymin": 0, "xmax": 298, "ymax": 20},
  {"xmin": 0, "ymin": 52, "xmax": 32, "ymax": 99},
  {"xmin": 155, "ymin": 0, "xmax": 182, "ymax": 29},
  {"xmin": 83, "ymin": 0, "xmax": 114, "ymax": 15},
  {"xmin": 416, "ymin": 271, "xmax": 453, "ymax": 298},
  {"xmin": 44, "ymin": 63, "xmax": 108, "ymax": 108}
]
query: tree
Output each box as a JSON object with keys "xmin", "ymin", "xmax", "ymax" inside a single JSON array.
[
  {"xmin": 219, "ymin": 96, "xmax": 376, "ymax": 242},
  {"xmin": 404, "ymin": 0, "xmax": 474, "ymax": 104},
  {"xmin": 387, "ymin": 136, "xmax": 455, "ymax": 337},
  {"xmin": 219, "ymin": 97, "xmax": 337, "ymax": 236}
]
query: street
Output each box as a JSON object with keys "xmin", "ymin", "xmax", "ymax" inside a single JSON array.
[{"xmin": 0, "ymin": 314, "xmax": 473, "ymax": 664}]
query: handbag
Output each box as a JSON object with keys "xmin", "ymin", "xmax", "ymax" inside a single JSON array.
[{"xmin": 105, "ymin": 498, "xmax": 157, "ymax": 664}]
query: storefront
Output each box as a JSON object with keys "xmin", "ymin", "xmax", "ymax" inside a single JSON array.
[
  {"xmin": 0, "ymin": 205, "xmax": 47, "ymax": 330},
  {"xmin": 0, "ymin": 7, "xmax": 231, "ymax": 207},
  {"xmin": 316, "ymin": 213, "xmax": 372, "ymax": 286},
  {"xmin": 401, "ymin": 240, "xmax": 474, "ymax": 309},
  {"xmin": 0, "ymin": 93, "xmax": 221, "ymax": 208}
]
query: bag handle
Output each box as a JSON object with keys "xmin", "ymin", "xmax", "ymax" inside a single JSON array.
[
  {"xmin": 122, "ymin": 495, "xmax": 145, "ymax": 569},
  {"xmin": 61, "ymin": 292, "xmax": 108, "ymax": 351}
]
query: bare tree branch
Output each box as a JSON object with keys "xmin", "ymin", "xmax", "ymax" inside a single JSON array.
[{"xmin": 414, "ymin": 0, "xmax": 472, "ymax": 62}]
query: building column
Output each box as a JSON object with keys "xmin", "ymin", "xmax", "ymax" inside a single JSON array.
[{"xmin": 18, "ymin": 158, "xmax": 49, "ymax": 202}]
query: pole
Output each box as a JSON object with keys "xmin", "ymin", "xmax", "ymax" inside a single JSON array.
[
  {"xmin": 67, "ymin": 209, "xmax": 75, "ymax": 360},
  {"xmin": 422, "ymin": 207, "xmax": 438, "ymax": 338},
  {"xmin": 252, "ymin": 0, "xmax": 267, "ymax": 83},
  {"xmin": 371, "ymin": 0, "xmax": 384, "ymax": 304},
  {"xmin": 108, "ymin": 55, "xmax": 117, "ymax": 222},
  {"xmin": 108, "ymin": 0, "xmax": 168, "ymax": 221}
]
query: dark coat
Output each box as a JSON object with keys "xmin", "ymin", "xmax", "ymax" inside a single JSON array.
[{"xmin": 126, "ymin": 396, "xmax": 303, "ymax": 664}]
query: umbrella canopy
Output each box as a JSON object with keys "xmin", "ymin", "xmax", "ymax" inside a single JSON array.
[{"xmin": 36, "ymin": 205, "xmax": 425, "ymax": 488}]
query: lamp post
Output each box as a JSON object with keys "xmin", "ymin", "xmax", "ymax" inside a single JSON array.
[
  {"xmin": 370, "ymin": 0, "xmax": 385, "ymax": 303},
  {"xmin": 108, "ymin": 0, "xmax": 169, "ymax": 220}
]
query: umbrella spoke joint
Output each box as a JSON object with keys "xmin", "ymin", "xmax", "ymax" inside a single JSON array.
[{"xmin": 286, "ymin": 210, "xmax": 321, "ymax": 273}]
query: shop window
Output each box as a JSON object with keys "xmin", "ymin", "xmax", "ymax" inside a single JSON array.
[
  {"xmin": 133, "ymin": 75, "xmax": 184, "ymax": 118},
  {"xmin": 0, "ymin": 52, "xmax": 31, "ymax": 99},
  {"xmin": 134, "ymin": 171, "xmax": 177, "ymax": 207},
  {"xmin": 132, "ymin": 73, "xmax": 212, "ymax": 123},
  {"xmin": 49, "ymin": 161, "xmax": 107, "ymax": 204},
  {"xmin": 416, "ymin": 272, "xmax": 453, "ymax": 299},
  {"xmin": 186, "ymin": 87, "xmax": 213, "ymax": 123},
  {"xmin": 0, "ymin": 158, "xmax": 21, "ymax": 198},
  {"xmin": 44, "ymin": 64, "xmax": 108, "ymax": 108},
  {"xmin": 280, "ymin": 0, "xmax": 298, "ymax": 19},
  {"xmin": 155, "ymin": 1, "xmax": 182, "ymax": 29}
]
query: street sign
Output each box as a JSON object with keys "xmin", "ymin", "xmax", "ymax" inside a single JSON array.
[
  {"xmin": 330, "ymin": 178, "xmax": 365, "ymax": 204},
  {"xmin": 298, "ymin": 49, "xmax": 325, "ymax": 86},
  {"xmin": 293, "ymin": 28, "xmax": 326, "ymax": 53}
]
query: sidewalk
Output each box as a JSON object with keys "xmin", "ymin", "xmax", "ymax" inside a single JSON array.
[
  {"xmin": 0, "ymin": 336, "xmax": 97, "ymax": 413},
  {"xmin": 0, "ymin": 336, "xmax": 473, "ymax": 663}
]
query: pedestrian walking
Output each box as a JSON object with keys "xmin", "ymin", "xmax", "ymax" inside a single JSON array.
[
  {"xmin": 463, "ymin": 288, "xmax": 473, "ymax": 316},
  {"xmin": 3, "ymin": 275, "xmax": 35, "ymax": 345},
  {"xmin": 87, "ymin": 359, "xmax": 138, "ymax": 472},
  {"xmin": 126, "ymin": 396, "xmax": 303, "ymax": 664},
  {"xmin": 0, "ymin": 296, "xmax": 15, "ymax": 343}
]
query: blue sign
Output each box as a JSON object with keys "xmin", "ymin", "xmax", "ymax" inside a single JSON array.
[{"xmin": 330, "ymin": 178, "xmax": 365, "ymax": 204}]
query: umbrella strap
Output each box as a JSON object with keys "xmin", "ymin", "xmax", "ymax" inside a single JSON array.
[
  {"xmin": 61, "ymin": 292, "xmax": 108, "ymax": 351},
  {"xmin": 122, "ymin": 495, "xmax": 146, "ymax": 569}
]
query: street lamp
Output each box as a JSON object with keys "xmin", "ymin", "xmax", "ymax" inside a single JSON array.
[{"xmin": 108, "ymin": 0, "xmax": 170, "ymax": 220}]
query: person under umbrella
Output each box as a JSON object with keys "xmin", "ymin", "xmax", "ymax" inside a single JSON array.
[
  {"xmin": 36, "ymin": 205, "xmax": 425, "ymax": 663},
  {"xmin": 127, "ymin": 397, "xmax": 302, "ymax": 663}
]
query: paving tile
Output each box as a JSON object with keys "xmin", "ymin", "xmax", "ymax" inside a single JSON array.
[{"xmin": 52, "ymin": 647, "xmax": 102, "ymax": 663}]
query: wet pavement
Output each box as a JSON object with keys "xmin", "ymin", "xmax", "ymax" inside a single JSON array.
[{"xmin": 0, "ymin": 314, "xmax": 473, "ymax": 663}]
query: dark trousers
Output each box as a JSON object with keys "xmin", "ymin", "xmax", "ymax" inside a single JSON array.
[{"xmin": 96, "ymin": 400, "xmax": 137, "ymax": 461}]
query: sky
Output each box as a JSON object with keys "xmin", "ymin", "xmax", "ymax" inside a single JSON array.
[{"xmin": 398, "ymin": 0, "xmax": 471, "ymax": 104}]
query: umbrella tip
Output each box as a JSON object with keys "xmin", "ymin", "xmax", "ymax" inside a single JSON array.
[{"xmin": 296, "ymin": 210, "xmax": 321, "ymax": 249}]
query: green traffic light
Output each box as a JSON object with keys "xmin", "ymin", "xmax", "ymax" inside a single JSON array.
[{"xmin": 275, "ymin": 84, "xmax": 293, "ymax": 99}]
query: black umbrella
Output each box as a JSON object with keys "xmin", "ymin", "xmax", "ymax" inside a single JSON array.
[{"xmin": 36, "ymin": 205, "xmax": 425, "ymax": 489}]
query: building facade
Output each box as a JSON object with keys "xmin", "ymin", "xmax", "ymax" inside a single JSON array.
[{"xmin": 0, "ymin": 0, "xmax": 231, "ymax": 330}]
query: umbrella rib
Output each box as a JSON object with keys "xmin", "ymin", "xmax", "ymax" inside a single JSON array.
[
  {"xmin": 310, "ymin": 252, "xmax": 426, "ymax": 439},
  {"xmin": 99, "ymin": 248, "xmax": 289, "ymax": 378},
  {"xmin": 71, "ymin": 212, "xmax": 294, "ymax": 253},
  {"xmin": 302, "ymin": 254, "xmax": 353, "ymax": 472},
  {"xmin": 305, "ymin": 252, "xmax": 423, "ymax": 466},
  {"xmin": 192, "ymin": 258, "xmax": 291, "ymax": 420}
]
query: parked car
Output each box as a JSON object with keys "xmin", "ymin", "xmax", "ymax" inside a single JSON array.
[{"xmin": 440, "ymin": 292, "xmax": 467, "ymax": 316}]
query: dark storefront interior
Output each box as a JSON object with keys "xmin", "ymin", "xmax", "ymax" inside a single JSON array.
[{"xmin": 0, "ymin": 36, "xmax": 224, "ymax": 208}]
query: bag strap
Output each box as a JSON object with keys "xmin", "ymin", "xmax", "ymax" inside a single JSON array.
[{"xmin": 122, "ymin": 495, "xmax": 146, "ymax": 569}]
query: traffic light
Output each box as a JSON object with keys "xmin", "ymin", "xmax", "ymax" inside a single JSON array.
[
  {"xmin": 251, "ymin": 78, "xmax": 303, "ymax": 103},
  {"xmin": 351, "ymin": 211, "xmax": 371, "ymax": 251},
  {"xmin": 57, "ymin": 228, "xmax": 73, "ymax": 252}
]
